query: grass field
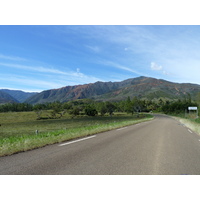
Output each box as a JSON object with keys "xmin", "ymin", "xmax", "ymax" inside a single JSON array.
[{"xmin": 0, "ymin": 111, "xmax": 153, "ymax": 156}]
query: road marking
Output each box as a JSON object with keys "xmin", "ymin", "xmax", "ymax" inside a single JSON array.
[
  {"xmin": 188, "ymin": 129, "xmax": 193, "ymax": 133},
  {"xmin": 116, "ymin": 127, "xmax": 127, "ymax": 131},
  {"xmin": 58, "ymin": 135, "xmax": 96, "ymax": 147}
]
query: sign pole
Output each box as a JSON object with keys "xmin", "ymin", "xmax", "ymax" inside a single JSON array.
[{"xmin": 188, "ymin": 107, "xmax": 198, "ymax": 119}]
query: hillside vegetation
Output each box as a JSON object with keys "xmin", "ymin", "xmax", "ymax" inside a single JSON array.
[
  {"xmin": 24, "ymin": 76, "xmax": 200, "ymax": 104},
  {"xmin": 0, "ymin": 91, "xmax": 18, "ymax": 104},
  {"xmin": 0, "ymin": 89, "xmax": 37, "ymax": 103},
  {"xmin": 1, "ymin": 76, "xmax": 200, "ymax": 105}
]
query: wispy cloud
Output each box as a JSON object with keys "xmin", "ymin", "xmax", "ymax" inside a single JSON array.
[
  {"xmin": 0, "ymin": 54, "xmax": 27, "ymax": 61},
  {"xmin": 0, "ymin": 62, "xmax": 103, "ymax": 91},
  {"xmin": 2, "ymin": 26, "xmax": 200, "ymax": 91},
  {"xmin": 0, "ymin": 62, "xmax": 69, "ymax": 75},
  {"xmin": 162, "ymin": 71, "xmax": 170, "ymax": 76},
  {"xmin": 86, "ymin": 45, "xmax": 101, "ymax": 53},
  {"xmin": 99, "ymin": 60, "xmax": 147, "ymax": 76},
  {"xmin": 96, "ymin": 26, "xmax": 200, "ymax": 84},
  {"xmin": 0, "ymin": 72, "xmax": 101, "ymax": 91},
  {"xmin": 0, "ymin": 74, "xmax": 64, "ymax": 91},
  {"xmin": 0, "ymin": 62, "xmax": 103, "ymax": 83}
]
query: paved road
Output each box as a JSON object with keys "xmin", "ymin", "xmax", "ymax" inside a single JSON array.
[{"xmin": 1, "ymin": 114, "xmax": 200, "ymax": 175}]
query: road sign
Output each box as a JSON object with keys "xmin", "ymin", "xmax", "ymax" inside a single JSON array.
[
  {"xmin": 188, "ymin": 107, "xmax": 198, "ymax": 110},
  {"xmin": 188, "ymin": 107, "xmax": 198, "ymax": 119}
]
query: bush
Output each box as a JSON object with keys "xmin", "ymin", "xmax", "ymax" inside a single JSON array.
[{"xmin": 85, "ymin": 106, "xmax": 98, "ymax": 116}]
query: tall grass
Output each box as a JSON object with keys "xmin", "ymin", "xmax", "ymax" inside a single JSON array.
[
  {"xmin": 0, "ymin": 112, "xmax": 153, "ymax": 156},
  {"xmin": 178, "ymin": 118, "xmax": 200, "ymax": 134},
  {"xmin": 172, "ymin": 113, "xmax": 200, "ymax": 135}
]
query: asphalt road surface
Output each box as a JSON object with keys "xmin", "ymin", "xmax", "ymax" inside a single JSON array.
[{"xmin": 1, "ymin": 114, "xmax": 200, "ymax": 175}]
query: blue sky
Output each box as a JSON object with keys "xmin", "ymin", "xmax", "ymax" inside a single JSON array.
[{"xmin": 1, "ymin": 25, "xmax": 200, "ymax": 92}]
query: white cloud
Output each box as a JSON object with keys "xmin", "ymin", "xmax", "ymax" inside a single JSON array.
[
  {"xmin": 150, "ymin": 62, "xmax": 171, "ymax": 77},
  {"xmin": 0, "ymin": 54, "xmax": 27, "ymax": 61},
  {"xmin": 86, "ymin": 45, "xmax": 101, "ymax": 53},
  {"xmin": 0, "ymin": 62, "xmax": 103, "ymax": 91},
  {"xmin": 0, "ymin": 62, "xmax": 102, "ymax": 83},
  {"xmin": 151, "ymin": 62, "xmax": 163, "ymax": 71},
  {"xmin": 76, "ymin": 68, "xmax": 80, "ymax": 73},
  {"xmin": 0, "ymin": 71, "xmax": 102, "ymax": 92},
  {"xmin": 0, "ymin": 62, "xmax": 69, "ymax": 75},
  {"xmin": 99, "ymin": 60, "xmax": 148, "ymax": 76},
  {"xmin": 71, "ymin": 71, "xmax": 102, "ymax": 83},
  {"xmin": 0, "ymin": 87, "xmax": 41, "ymax": 93},
  {"xmin": 0, "ymin": 74, "xmax": 63, "ymax": 90},
  {"xmin": 162, "ymin": 70, "xmax": 170, "ymax": 75}
]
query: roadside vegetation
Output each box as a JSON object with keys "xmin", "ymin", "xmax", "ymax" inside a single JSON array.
[
  {"xmin": 0, "ymin": 112, "xmax": 153, "ymax": 156},
  {"xmin": 170, "ymin": 112, "xmax": 200, "ymax": 135},
  {"xmin": 1, "ymin": 93, "xmax": 200, "ymax": 156},
  {"xmin": 0, "ymin": 97, "xmax": 154, "ymax": 156},
  {"xmin": 176, "ymin": 117, "xmax": 200, "ymax": 135},
  {"xmin": 159, "ymin": 94, "xmax": 200, "ymax": 135}
]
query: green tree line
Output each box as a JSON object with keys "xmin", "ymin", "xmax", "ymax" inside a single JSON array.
[{"xmin": 0, "ymin": 95, "xmax": 199, "ymax": 118}]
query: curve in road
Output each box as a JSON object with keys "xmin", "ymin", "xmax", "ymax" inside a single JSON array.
[{"xmin": 1, "ymin": 114, "xmax": 200, "ymax": 175}]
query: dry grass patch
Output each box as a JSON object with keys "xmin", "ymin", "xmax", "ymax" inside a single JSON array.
[{"xmin": 174, "ymin": 117, "xmax": 200, "ymax": 135}]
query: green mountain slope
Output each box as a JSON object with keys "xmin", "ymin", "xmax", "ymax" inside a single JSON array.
[
  {"xmin": 0, "ymin": 91, "xmax": 19, "ymax": 104},
  {"xmin": 0, "ymin": 89, "xmax": 37, "ymax": 103},
  {"xmin": 95, "ymin": 77, "xmax": 200, "ymax": 101},
  {"xmin": 25, "ymin": 76, "xmax": 200, "ymax": 104}
]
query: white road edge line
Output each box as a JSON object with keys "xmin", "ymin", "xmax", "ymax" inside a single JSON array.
[
  {"xmin": 58, "ymin": 135, "xmax": 96, "ymax": 147},
  {"xmin": 116, "ymin": 127, "xmax": 127, "ymax": 131},
  {"xmin": 188, "ymin": 129, "xmax": 193, "ymax": 133}
]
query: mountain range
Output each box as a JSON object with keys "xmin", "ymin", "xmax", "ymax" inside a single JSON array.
[
  {"xmin": 25, "ymin": 76, "xmax": 200, "ymax": 104},
  {"xmin": 1, "ymin": 76, "xmax": 200, "ymax": 104},
  {"xmin": 0, "ymin": 89, "xmax": 37, "ymax": 104},
  {"xmin": 0, "ymin": 90, "xmax": 19, "ymax": 104}
]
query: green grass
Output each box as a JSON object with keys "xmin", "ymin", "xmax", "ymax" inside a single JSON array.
[
  {"xmin": 175, "ymin": 117, "xmax": 200, "ymax": 135},
  {"xmin": 171, "ymin": 113, "xmax": 200, "ymax": 135},
  {"xmin": 0, "ymin": 111, "xmax": 153, "ymax": 156}
]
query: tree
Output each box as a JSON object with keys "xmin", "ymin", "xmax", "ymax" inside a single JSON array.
[
  {"xmin": 69, "ymin": 107, "xmax": 80, "ymax": 118},
  {"xmin": 85, "ymin": 105, "xmax": 98, "ymax": 116},
  {"xmin": 196, "ymin": 92, "xmax": 200, "ymax": 107},
  {"xmin": 33, "ymin": 104, "xmax": 44, "ymax": 120},
  {"xmin": 51, "ymin": 102, "xmax": 63, "ymax": 118},
  {"xmin": 125, "ymin": 96, "xmax": 134, "ymax": 114},
  {"xmin": 96, "ymin": 102, "xmax": 107, "ymax": 116},
  {"xmin": 161, "ymin": 99, "xmax": 198, "ymax": 114},
  {"xmin": 106, "ymin": 102, "xmax": 116, "ymax": 117},
  {"xmin": 132, "ymin": 97, "xmax": 141, "ymax": 116},
  {"xmin": 158, "ymin": 98, "xmax": 164, "ymax": 107}
]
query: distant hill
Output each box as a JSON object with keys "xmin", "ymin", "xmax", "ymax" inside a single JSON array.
[
  {"xmin": 95, "ymin": 77, "xmax": 200, "ymax": 101},
  {"xmin": 25, "ymin": 76, "xmax": 200, "ymax": 104},
  {"xmin": 0, "ymin": 89, "xmax": 37, "ymax": 103},
  {"xmin": 0, "ymin": 91, "xmax": 19, "ymax": 104},
  {"xmin": 25, "ymin": 81, "xmax": 123, "ymax": 104}
]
